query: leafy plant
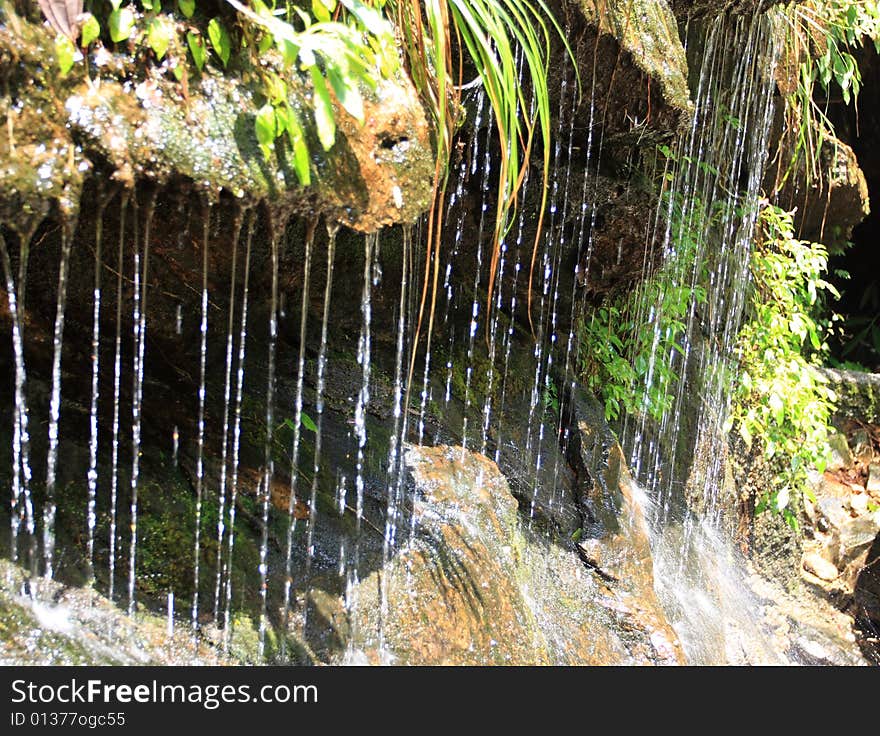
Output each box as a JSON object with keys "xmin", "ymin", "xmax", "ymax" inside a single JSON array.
[
  {"xmin": 578, "ymin": 189, "xmax": 709, "ymax": 423},
  {"xmin": 775, "ymin": 0, "xmax": 880, "ymax": 188},
  {"xmin": 725, "ymin": 204, "xmax": 839, "ymax": 526}
]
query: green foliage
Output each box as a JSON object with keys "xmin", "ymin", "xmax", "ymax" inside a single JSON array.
[
  {"xmin": 391, "ymin": 0, "xmax": 573, "ymax": 330},
  {"xmin": 778, "ymin": 0, "xmax": 880, "ymax": 187},
  {"xmin": 280, "ymin": 412, "xmax": 318, "ymax": 435},
  {"xmin": 38, "ymin": 0, "xmax": 396, "ymax": 187},
  {"xmin": 108, "ymin": 1, "xmax": 136, "ymax": 43},
  {"xmin": 725, "ymin": 204, "xmax": 839, "ymax": 523},
  {"xmin": 80, "ymin": 15, "xmax": 101, "ymax": 48},
  {"xmin": 207, "ymin": 17, "xmax": 231, "ymax": 68},
  {"xmin": 578, "ymin": 190, "xmax": 709, "ymax": 423}
]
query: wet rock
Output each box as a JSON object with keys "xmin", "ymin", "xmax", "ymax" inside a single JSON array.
[
  {"xmin": 572, "ymin": 0, "xmax": 692, "ymax": 128},
  {"xmin": 669, "ymin": 0, "xmax": 791, "ymax": 19},
  {"xmin": 0, "ymin": 559, "xmax": 237, "ymax": 665},
  {"xmin": 345, "ymin": 445, "xmax": 684, "ymax": 665},
  {"xmin": 803, "ymin": 551, "xmax": 839, "ymax": 581}
]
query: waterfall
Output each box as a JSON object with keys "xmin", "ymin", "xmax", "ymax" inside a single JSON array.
[
  {"xmin": 621, "ymin": 11, "xmax": 782, "ymax": 525},
  {"xmin": 616, "ymin": 11, "xmax": 787, "ymax": 663},
  {"xmin": 2, "ymin": 1, "xmax": 872, "ymax": 667}
]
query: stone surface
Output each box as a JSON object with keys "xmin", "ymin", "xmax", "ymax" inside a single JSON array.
[
  {"xmin": 573, "ymin": 0, "xmax": 692, "ymax": 127},
  {"xmin": 869, "ymin": 463, "xmax": 880, "ymax": 494},
  {"xmin": 345, "ymin": 445, "xmax": 684, "ymax": 665},
  {"xmin": 821, "ymin": 369, "xmax": 880, "ymax": 424},
  {"xmin": 828, "ymin": 431, "xmax": 855, "ymax": 471}
]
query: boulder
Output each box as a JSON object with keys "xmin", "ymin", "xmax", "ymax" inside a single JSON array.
[{"xmin": 345, "ymin": 444, "xmax": 684, "ymax": 665}]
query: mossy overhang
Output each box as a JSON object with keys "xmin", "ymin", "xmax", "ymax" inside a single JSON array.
[
  {"xmin": 0, "ymin": 6, "xmax": 435, "ymax": 233},
  {"xmin": 572, "ymin": 0, "xmax": 694, "ymax": 129}
]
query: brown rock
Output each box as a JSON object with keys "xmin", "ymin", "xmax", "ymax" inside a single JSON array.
[{"xmin": 345, "ymin": 445, "xmax": 683, "ymax": 665}]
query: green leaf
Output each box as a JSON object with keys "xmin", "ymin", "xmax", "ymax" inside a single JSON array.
[
  {"xmin": 178, "ymin": 0, "xmax": 195, "ymax": 18},
  {"xmin": 147, "ymin": 18, "xmax": 171, "ymax": 60},
  {"xmin": 310, "ymin": 66, "xmax": 336, "ymax": 151},
  {"xmin": 326, "ymin": 62, "xmax": 364, "ymax": 123},
  {"xmin": 187, "ymin": 31, "xmax": 206, "ymax": 71},
  {"xmin": 141, "ymin": 0, "xmax": 160, "ymax": 11},
  {"xmin": 110, "ymin": 0, "xmax": 123, "ymax": 10},
  {"xmin": 311, "ymin": 0, "xmax": 331, "ymax": 23},
  {"xmin": 258, "ymin": 32, "xmax": 273, "ymax": 54},
  {"xmin": 739, "ymin": 422, "xmax": 752, "ymax": 448},
  {"xmin": 108, "ymin": 8, "xmax": 135, "ymax": 43},
  {"xmin": 207, "ymin": 17, "xmax": 232, "ymax": 68},
  {"xmin": 255, "ymin": 103, "xmax": 278, "ymax": 150},
  {"xmin": 301, "ymin": 412, "xmax": 318, "ymax": 433},
  {"xmin": 80, "ymin": 15, "xmax": 101, "ymax": 48},
  {"xmin": 55, "ymin": 34, "xmax": 76, "ymax": 76},
  {"xmin": 281, "ymin": 106, "xmax": 311, "ymax": 186}
]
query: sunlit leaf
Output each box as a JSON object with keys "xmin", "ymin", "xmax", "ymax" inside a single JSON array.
[
  {"xmin": 310, "ymin": 66, "xmax": 336, "ymax": 151},
  {"xmin": 147, "ymin": 18, "xmax": 171, "ymax": 60},
  {"xmin": 187, "ymin": 31, "xmax": 206, "ymax": 71},
  {"xmin": 55, "ymin": 33, "xmax": 76, "ymax": 76},
  {"xmin": 80, "ymin": 15, "xmax": 101, "ymax": 48},
  {"xmin": 208, "ymin": 17, "xmax": 232, "ymax": 67},
  {"xmin": 108, "ymin": 7, "xmax": 135, "ymax": 43}
]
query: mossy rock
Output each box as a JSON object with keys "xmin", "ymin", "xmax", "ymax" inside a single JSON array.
[{"xmin": 0, "ymin": 7, "xmax": 434, "ymax": 232}]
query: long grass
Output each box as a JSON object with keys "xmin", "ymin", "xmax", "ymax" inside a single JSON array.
[{"xmin": 388, "ymin": 0, "xmax": 575, "ymax": 391}]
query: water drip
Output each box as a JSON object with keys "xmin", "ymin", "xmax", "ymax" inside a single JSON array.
[
  {"xmin": 280, "ymin": 217, "xmax": 317, "ymax": 650},
  {"xmin": 43, "ymin": 220, "xmax": 76, "ymax": 580},
  {"xmin": 192, "ymin": 198, "xmax": 211, "ymax": 632},
  {"xmin": 257, "ymin": 222, "xmax": 282, "ymax": 659},
  {"xmin": 128, "ymin": 189, "xmax": 156, "ymax": 616},
  {"xmin": 213, "ymin": 207, "xmax": 246, "ymax": 623},
  {"xmin": 223, "ymin": 212, "xmax": 255, "ymax": 648},
  {"xmin": 301, "ymin": 222, "xmax": 338, "ymax": 637},
  {"xmin": 108, "ymin": 195, "xmax": 129, "ymax": 602},
  {"xmin": 86, "ymin": 186, "xmax": 116, "ymax": 584}
]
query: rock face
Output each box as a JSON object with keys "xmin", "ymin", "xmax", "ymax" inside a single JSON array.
[
  {"xmin": 572, "ymin": 0, "xmax": 692, "ymax": 129},
  {"xmin": 345, "ymin": 444, "xmax": 683, "ymax": 665},
  {"xmin": 821, "ymin": 369, "xmax": 880, "ymax": 424},
  {"xmin": 0, "ymin": 6, "xmax": 433, "ymax": 232},
  {"xmin": 770, "ymin": 130, "xmax": 871, "ymax": 251}
]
